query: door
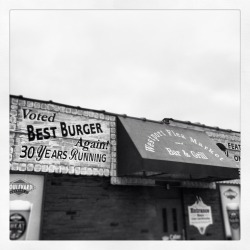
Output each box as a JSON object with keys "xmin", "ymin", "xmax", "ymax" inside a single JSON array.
[{"xmin": 157, "ymin": 199, "xmax": 185, "ymax": 240}]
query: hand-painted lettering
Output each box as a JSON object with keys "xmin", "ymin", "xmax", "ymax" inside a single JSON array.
[{"xmin": 23, "ymin": 109, "xmax": 55, "ymax": 122}]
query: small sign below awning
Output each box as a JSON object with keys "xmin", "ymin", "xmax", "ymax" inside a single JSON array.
[{"xmin": 117, "ymin": 117, "xmax": 239, "ymax": 181}]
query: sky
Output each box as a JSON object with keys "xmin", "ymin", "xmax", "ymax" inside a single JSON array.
[{"xmin": 10, "ymin": 10, "xmax": 240, "ymax": 131}]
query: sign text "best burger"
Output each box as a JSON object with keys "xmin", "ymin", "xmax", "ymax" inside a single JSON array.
[{"xmin": 23, "ymin": 109, "xmax": 104, "ymax": 141}]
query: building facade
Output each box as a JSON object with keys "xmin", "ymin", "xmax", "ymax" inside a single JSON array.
[{"xmin": 9, "ymin": 95, "xmax": 240, "ymax": 240}]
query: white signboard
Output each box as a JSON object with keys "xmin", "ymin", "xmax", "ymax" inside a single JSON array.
[
  {"xmin": 219, "ymin": 185, "xmax": 240, "ymax": 240},
  {"xmin": 10, "ymin": 174, "xmax": 44, "ymax": 240},
  {"xmin": 188, "ymin": 196, "xmax": 213, "ymax": 235}
]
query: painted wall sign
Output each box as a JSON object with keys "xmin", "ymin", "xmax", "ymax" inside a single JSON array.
[
  {"xmin": 9, "ymin": 98, "xmax": 117, "ymax": 175},
  {"xmin": 224, "ymin": 151, "xmax": 240, "ymax": 162},
  {"xmin": 10, "ymin": 213, "xmax": 27, "ymax": 240},
  {"xmin": 227, "ymin": 143, "xmax": 241, "ymax": 151},
  {"xmin": 10, "ymin": 179, "xmax": 35, "ymax": 196},
  {"xmin": 219, "ymin": 185, "xmax": 240, "ymax": 240},
  {"xmin": 218, "ymin": 142, "xmax": 241, "ymax": 163},
  {"xmin": 223, "ymin": 188, "xmax": 238, "ymax": 200},
  {"xmin": 10, "ymin": 174, "xmax": 44, "ymax": 240},
  {"xmin": 227, "ymin": 204, "xmax": 240, "ymax": 232},
  {"xmin": 188, "ymin": 196, "xmax": 213, "ymax": 235},
  {"xmin": 17, "ymin": 108, "xmax": 111, "ymax": 166}
]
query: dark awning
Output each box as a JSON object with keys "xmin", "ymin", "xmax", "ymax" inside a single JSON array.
[{"xmin": 117, "ymin": 117, "xmax": 239, "ymax": 182}]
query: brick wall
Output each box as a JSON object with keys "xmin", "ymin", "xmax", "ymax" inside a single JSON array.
[
  {"xmin": 182, "ymin": 187, "xmax": 225, "ymax": 240},
  {"xmin": 41, "ymin": 174, "xmax": 181, "ymax": 240}
]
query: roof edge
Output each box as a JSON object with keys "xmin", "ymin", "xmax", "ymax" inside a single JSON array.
[{"xmin": 10, "ymin": 94, "xmax": 240, "ymax": 133}]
